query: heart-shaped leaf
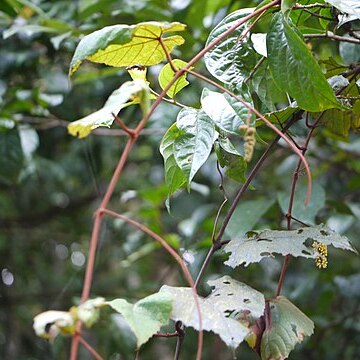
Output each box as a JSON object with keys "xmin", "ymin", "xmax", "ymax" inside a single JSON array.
[
  {"xmin": 204, "ymin": 8, "xmax": 259, "ymax": 88},
  {"xmin": 70, "ymin": 22, "xmax": 186, "ymax": 75},
  {"xmin": 173, "ymin": 108, "xmax": 216, "ymax": 188}
]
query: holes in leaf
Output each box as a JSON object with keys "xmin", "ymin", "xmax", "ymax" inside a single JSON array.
[
  {"xmin": 304, "ymin": 238, "xmax": 312, "ymax": 247},
  {"xmin": 224, "ymin": 309, "xmax": 235, "ymax": 318},
  {"xmin": 257, "ymin": 238, "xmax": 272, "ymax": 242},
  {"xmin": 291, "ymin": 323, "xmax": 298, "ymax": 336},
  {"xmin": 260, "ymin": 252, "xmax": 271, "ymax": 257},
  {"xmin": 214, "ymin": 293, "xmax": 220, "ymax": 297},
  {"xmin": 297, "ymin": 229, "xmax": 303, "ymax": 234},
  {"xmin": 243, "ymin": 298, "xmax": 250, "ymax": 304},
  {"xmin": 227, "ymin": 293, "xmax": 234, "ymax": 296},
  {"xmin": 320, "ymin": 230, "xmax": 329, "ymax": 236},
  {"xmin": 302, "ymin": 250, "xmax": 311, "ymax": 256},
  {"xmin": 223, "ymin": 281, "xmax": 231, "ymax": 285}
]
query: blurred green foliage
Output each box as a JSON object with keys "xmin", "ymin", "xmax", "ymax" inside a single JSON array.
[{"xmin": 0, "ymin": 0, "xmax": 359, "ymax": 359}]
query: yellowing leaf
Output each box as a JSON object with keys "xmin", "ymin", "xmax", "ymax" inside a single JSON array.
[
  {"xmin": 68, "ymin": 79, "xmax": 148, "ymax": 138},
  {"xmin": 70, "ymin": 22, "xmax": 186, "ymax": 76},
  {"xmin": 158, "ymin": 59, "xmax": 191, "ymax": 98}
]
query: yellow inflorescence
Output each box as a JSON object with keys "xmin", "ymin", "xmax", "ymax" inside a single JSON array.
[{"xmin": 312, "ymin": 241, "xmax": 328, "ymax": 269}]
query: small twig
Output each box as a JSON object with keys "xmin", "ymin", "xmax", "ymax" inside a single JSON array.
[
  {"xmin": 244, "ymin": 56, "xmax": 266, "ymax": 83},
  {"xmin": 111, "ymin": 113, "xmax": 136, "ymax": 137},
  {"xmin": 293, "ymin": 3, "xmax": 331, "ymax": 9},
  {"xmin": 158, "ymin": 36, "xmax": 177, "ymax": 72},
  {"xmin": 154, "ymin": 331, "xmax": 179, "ymax": 338},
  {"xmin": 78, "ymin": 336, "xmax": 104, "ymax": 360},
  {"xmin": 100, "ymin": 209, "xmax": 203, "ymax": 360},
  {"xmin": 300, "ymin": 8, "xmax": 333, "ymax": 21},
  {"xmin": 304, "ymin": 33, "xmax": 360, "ymax": 45},
  {"xmin": 149, "ymin": 89, "xmax": 187, "ymax": 108}
]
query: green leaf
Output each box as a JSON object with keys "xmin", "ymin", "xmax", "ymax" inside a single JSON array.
[
  {"xmin": 340, "ymin": 39, "xmax": 360, "ymax": 65},
  {"xmin": 0, "ymin": 128, "xmax": 24, "ymax": 184},
  {"xmin": 278, "ymin": 182, "xmax": 325, "ymax": 225},
  {"xmin": 320, "ymin": 100, "xmax": 360, "ymax": 137},
  {"xmin": 265, "ymin": 105, "xmax": 299, "ymax": 125},
  {"xmin": 204, "ymin": 8, "xmax": 259, "ymax": 87},
  {"xmin": 68, "ymin": 79, "xmax": 148, "ymax": 138},
  {"xmin": 158, "ymin": 59, "xmax": 191, "ymax": 98},
  {"xmin": 161, "ymin": 275, "xmax": 266, "ymax": 348},
  {"xmin": 261, "ymin": 296, "xmax": 314, "ymax": 360},
  {"xmin": 70, "ymin": 22, "xmax": 186, "ymax": 76},
  {"xmin": 281, "ymin": 0, "xmax": 296, "ymax": 16},
  {"xmin": 173, "ymin": 108, "xmax": 215, "ymax": 188},
  {"xmin": 159, "ymin": 123, "xmax": 186, "ymax": 199},
  {"xmin": 224, "ymin": 224, "xmax": 357, "ymax": 268},
  {"xmin": 225, "ymin": 198, "xmax": 275, "ymax": 238},
  {"xmin": 201, "ymin": 88, "xmax": 255, "ymax": 135},
  {"xmin": 214, "ymin": 136, "xmax": 247, "ymax": 183},
  {"xmin": 266, "ymin": 13, "xmax": 343, "ymax": 112},
  {"xmin": 107, "ymin": 292, "xmax": 173, "ymax": 348},
  {"xmin": 250, "ymin": 60, "xmax": 287, "ymax": 112},
  {"xmin": 326, "ymin": 0, "xmax": 360, "ymax": 20}
]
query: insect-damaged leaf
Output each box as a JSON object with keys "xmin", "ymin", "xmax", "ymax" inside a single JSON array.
[
  {"xmin": 260, "ymin": 296, "xmax": 314, "ymax": 360},
  {"xmin": 224, "ymin": 224, "xmax": 357, "ymax": 268},
  {"xmin": 69, "ymin": 22, "xmax": 186, "ymax": 75},
  {"xmin": 266, "ymin": 13, "xmax": 344, "ymax": 112},
  {"xmin": 160, "ymin": 276, "xmax": 265, "ymax": 348},
  {"xmin": 68, "ymin": 79, "xmax": 148, "ymax": 138},
  {"xmin": 173, "ymin": 108, "xmax": 216, "ymax": 188},
  {"xmin": 107, "ymin": 292, "xmax": 173, "ymax": 348}
]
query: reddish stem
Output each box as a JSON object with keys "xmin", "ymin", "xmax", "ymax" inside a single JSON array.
[
  {"xmin": 100, "ymin": 209, "xmax": 203, "ymax": 360},
  {"xmin": 78, "ymin": 336, "xmax": 104, "ymax": 360}
]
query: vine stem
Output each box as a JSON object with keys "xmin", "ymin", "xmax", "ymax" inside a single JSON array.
[
  {"xmin": 70, "ymin": 2, "xmax": 281, "ymax": 359},
  {"xmin": 304, "ymin": 33, "xmax": 360, "ymax": 45},
  {"xmin": 78, "ymin": 336, "xmax": 104, "ymax": 360},
  {"xmin": 100, "ymin": 209, "xmax": 203, "ymax": 360},
  {"xmin": 275, "ymin": 115, "xmax": 321, "ymax": 297}
]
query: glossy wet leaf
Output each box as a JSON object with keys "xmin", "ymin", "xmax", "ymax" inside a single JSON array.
[
  {"xmin": 224, "ymin": 224, "xmax": 357, "ymax": 267},
  {"xmin": 107, "ymin": 292, "xmax": 173, "ymax": 348},
  {"xmin": 68, "ymin": 79, "xmax": 148, "ymax": 138},
  {"xmin": 158, "ymin": 59, "xmax": 191, "ymax": 98},
  {"xmin": 173, "ymin": 108, "xmax": 215, "ymax": 188},
  {"xmin": 160, "ymin": 275, "xmax": 266, "ymax": 348},
  {"xmin": 261, "ymin": 296, "xmax": 314, "ymax": 360},
  {"xmin": 204, "ymin": 8, "xmax": 259, "ymax": 87},
  {"xmin": 267, "ymin": 13, "xmax": 343, "ymax": 112},
  {"xmin": 160, "ymin": 123, "xmax": 186, "ymax": 199},
  {"xmin": 201, "ymin": 88, "xmax": 254, "ymax": 135},
  {"xmin": 70, "ymin": 22, "xmax": 186, "ymax": 75}
]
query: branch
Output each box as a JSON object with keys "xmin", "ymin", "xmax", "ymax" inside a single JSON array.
[
  {"xmin": 78, "ymin": 336, "xmax": 104, "ymax": 360},
  {"xmin": 304, "ymin": 33, "xmax": 360, "ymax": 45},
  {"xmin": 100, "ymin": 209, "xmax": 203, "ymax": 360}
]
